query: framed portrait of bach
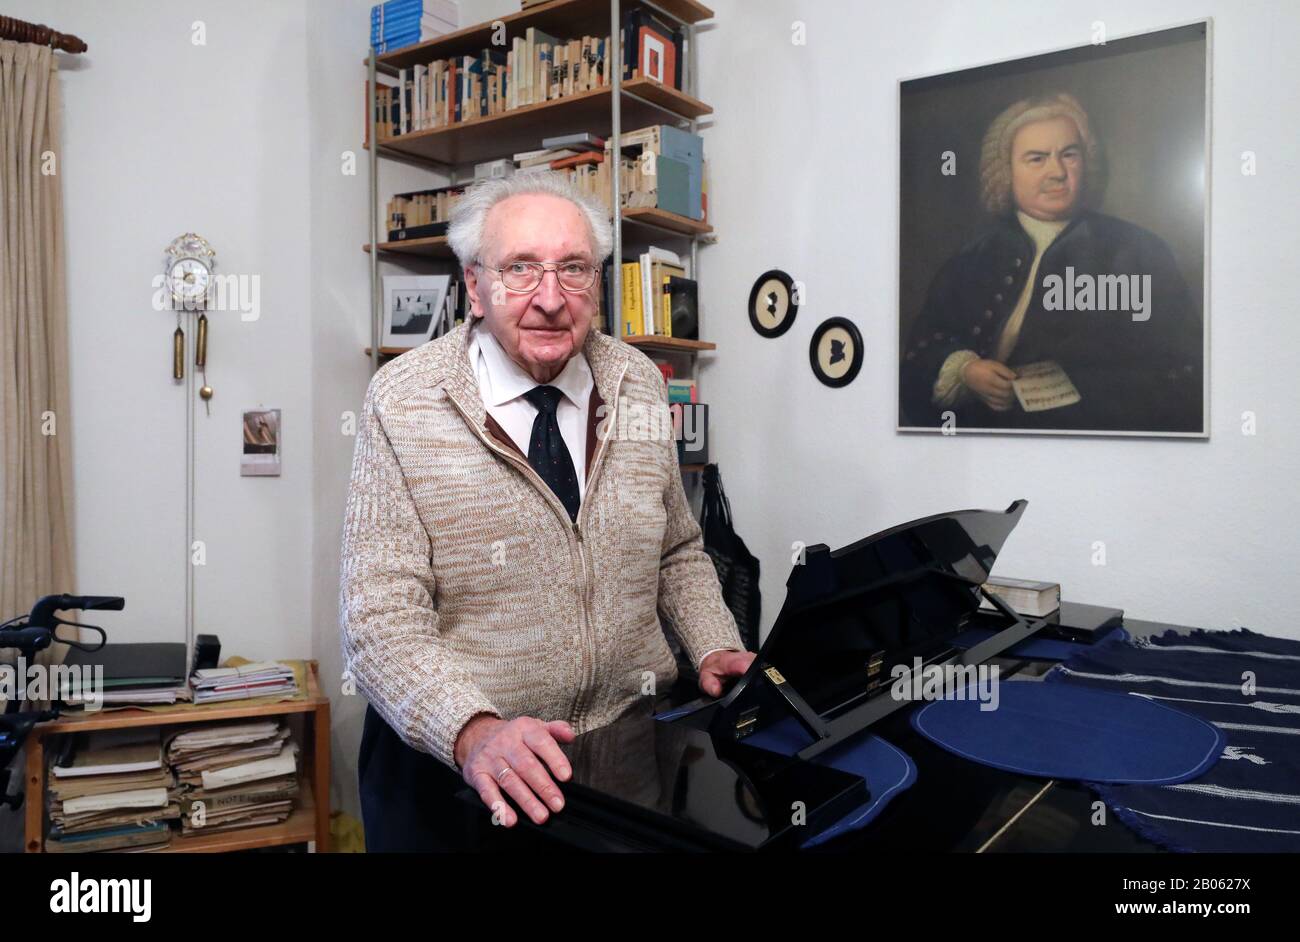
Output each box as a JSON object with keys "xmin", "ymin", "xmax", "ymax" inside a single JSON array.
[{"xmin": 897, "ymin": 21, "xmax": 1210, "ymax": 437}]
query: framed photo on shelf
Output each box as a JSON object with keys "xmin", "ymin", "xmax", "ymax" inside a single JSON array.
[
  {"xmin": 382, "ymin": 275, "xmax": 452, "ymax": 348},
  {"xmin": 897, "ymin": 21, "xmax": 1210, "ymax": 437}
]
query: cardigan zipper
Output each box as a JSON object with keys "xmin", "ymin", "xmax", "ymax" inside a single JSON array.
[{"xmin": 569, "ymin": 360, "xmax": 627, "ymax": 722}]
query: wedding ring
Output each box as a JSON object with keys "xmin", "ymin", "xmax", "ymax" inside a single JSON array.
[{"xmin": 495, "ymin": 763, "xmax": 514, "ymax": 784}]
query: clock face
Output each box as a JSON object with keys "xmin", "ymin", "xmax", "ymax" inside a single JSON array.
[{"xmin": 169, "ymin": 257, "xmax": 211, "ymax": 304}]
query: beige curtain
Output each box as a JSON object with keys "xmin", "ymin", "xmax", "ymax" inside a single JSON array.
[{"xmin": 0, "ymin": 39, "xmax": 75, "ymax": 683}]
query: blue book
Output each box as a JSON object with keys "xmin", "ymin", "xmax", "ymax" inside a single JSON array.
[
  {"xmin": 658, "ymin": 125, "xmax": 704, "ymax": 219},
  {"xmin": 370, "ymin": 0, "xmax": 423, "ymax": 42},
  {"xmin": 373, "ymin": 28, "xmax": 422, "ymax": 45},
  {"xmin": 372, "ymin": 12, "xmax": 422, "ymax": 31},
  {"xmin": 371, "ymin": 14, "xmax": 424, "ymax": 43},
  {"xmin": 372, "ymin": 0, "xmax": 420, "ymax": 23},
  {"xmin": 372, "ymin": 22, "xmax": 422, "ymax": 42}
]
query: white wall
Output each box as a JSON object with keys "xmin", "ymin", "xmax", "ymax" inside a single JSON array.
[
  {"xmin": 4, "ymin": 0, "xmax": 316, "ymax": 658},
  {"xmin": 694, "ymin": 0, "xmax": 1300, "ymax": 639},
  {"xmin": 305, "ymin": 0, "xmax": 464, "ymax": 819}
]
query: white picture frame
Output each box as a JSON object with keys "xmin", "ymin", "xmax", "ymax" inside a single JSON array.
[
  {"xmin": 382, "ymin": 275, "xmax": 452, "ymax": 348},
  {"xmin": 895, "ymin": 20, "xmax": 1211, "ymax": 438}
]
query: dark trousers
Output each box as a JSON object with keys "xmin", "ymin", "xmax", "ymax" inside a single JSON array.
[
  {"xmin": 358, "ymin": 703, "xmax": 479, "ymax": 852},
  {"xmin": 359, "ymin": 704, "xmax": 570, "ymax": 853}
]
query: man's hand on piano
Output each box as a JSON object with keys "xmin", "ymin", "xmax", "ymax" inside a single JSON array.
[
  {"xmin": 698, "ymin": 649, "xmax": 757, "ymax": 698},
  {"xmin": 455, "ymin": 714, "xmax": 575, "ymax": 827}
]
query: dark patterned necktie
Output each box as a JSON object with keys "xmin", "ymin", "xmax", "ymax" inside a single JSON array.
[{"xmin": 523, "ymin": 385, "xmax": 580, "ymax": 522}]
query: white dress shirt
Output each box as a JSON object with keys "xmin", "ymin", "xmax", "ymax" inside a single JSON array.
[{"xmin": 467, "ymin": 319, "xmax": 594, "ymax": 500}]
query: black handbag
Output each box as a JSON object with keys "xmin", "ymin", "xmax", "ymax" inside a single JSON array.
[{"xmin": 700, "ymin": 464, "xmax": 761, "ymax": 652}]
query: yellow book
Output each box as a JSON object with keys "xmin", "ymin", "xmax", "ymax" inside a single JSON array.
[
  {"xmin": 651, "ymin": 262, "xmax": 684, "ymax": 336},
  {"xmin": 662, "ymin": 275, "xmax": 673, "ymax": 338},
  {"xmin": 621, "ymin": 262, "xmax": 642, "ymax": 336}
]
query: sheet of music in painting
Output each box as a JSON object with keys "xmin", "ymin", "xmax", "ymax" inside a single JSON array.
[{"xmin": 1011, "ymin": 360, "xmax": 1082, "ymax": 412}]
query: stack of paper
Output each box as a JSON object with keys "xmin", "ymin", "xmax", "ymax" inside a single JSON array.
[
  {"xmin": 166, "ymin": 720, "xmax": 299, "ymax": 835},
  {"xmin": 46, "ymin": 728, "xmax": 178, "ymax": 852},
  {"xmin": 190, "ymin": 661, "xmax": 298, "ymax": 704}
]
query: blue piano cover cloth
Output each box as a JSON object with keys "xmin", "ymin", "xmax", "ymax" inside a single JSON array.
[
  {"xmin": 1046, "ymin": 627, "xmax": 1300, "ymax": 852},
  {"xmin": 910, "ymin": 677, "xmax": 1223, "ymax": 784}
]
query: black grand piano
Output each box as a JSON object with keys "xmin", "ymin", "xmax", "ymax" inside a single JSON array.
[{"xmin": 458, "ymin": 500, "xmax": 1158, "ymax": 852}]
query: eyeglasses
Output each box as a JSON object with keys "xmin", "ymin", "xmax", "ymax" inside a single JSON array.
[{"xmin": 484, "ymin": 259, "xmax": 599, "ymax": 293}]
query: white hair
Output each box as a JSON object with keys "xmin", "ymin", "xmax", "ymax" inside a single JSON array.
[
  {"xmin": 979, "ymin": 91, "xmax": 1106, "ymax": 215},
  {"xmin": 446, "ymin": 171, "xmax": 613, "ymax": 268}
]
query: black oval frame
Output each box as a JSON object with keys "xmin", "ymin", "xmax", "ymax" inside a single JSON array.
[
  {"xmin": 747, "ymin": 269, "xmax": 798, "ymax": 338},
  {"xmin": 809, "ymin": 317, "xmax": 863, "ymax": 388}
]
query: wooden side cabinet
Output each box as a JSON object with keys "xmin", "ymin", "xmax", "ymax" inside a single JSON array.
[{"xmin": 23, "ymin": 660, "xmax": 331, "ymax": 853}]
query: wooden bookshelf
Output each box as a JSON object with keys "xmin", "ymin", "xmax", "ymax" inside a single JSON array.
[
  {"xmin": 364, "ymin": 235, "xmax": 454, "ymax": 259},
  {"xmin": 365, "ymin": 3, "xmax": 718, "ymax": 484},
  {"xmin": 623, "ymin": 335, "xmax": 715, "ymax": 354},
  {"xmin": 621, "ymin": 207, "xmax": 712, "ymax": 237},
  {"xmin": 24, "ymin": 661, "xmax": 331, "ymax": 853},
  {"xmin": 373, "ymin": 0, "xmax": 714, "ymax": 73},
  {"xmin": 368, "ymin": 336, "xmax": 714, "ymax": 360},
  {"xmin": 362, "ymin": 209, "xmax": 708, "ymax": 259},
  {"xmin": 375, "ymin": 78, "xmax": 711, "ymax": 166}
]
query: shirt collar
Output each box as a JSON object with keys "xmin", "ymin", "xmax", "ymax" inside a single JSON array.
[
  {"xmin": 470, "ymin": 318, "xmax": 593, "ymax": 409},
  {"xmin": 1016, "ymin": 210, "xmax": 1070, "ymax": 255}
]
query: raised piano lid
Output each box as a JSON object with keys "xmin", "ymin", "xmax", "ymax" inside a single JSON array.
[{"xmin": 707, "ymin": 499, "xmax": 1033, "ymax": 757}]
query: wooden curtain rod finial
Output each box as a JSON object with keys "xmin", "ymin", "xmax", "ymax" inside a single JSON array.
[{"xmin": 0, "ymin": 15, "xmax": 88, "ymax": 54}]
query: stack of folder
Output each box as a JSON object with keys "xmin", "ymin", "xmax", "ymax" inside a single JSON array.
[
  {"xmin": 59, "ymin": 642, "xmax": 191, "ymax": 710},
  {"xmin": 190, "ymin": 661, "xmax": 298, "ymax": 704},
  {"xmin": 46, "ymin": 728, "xmax": 178, "ymax": 852},
  {"xmin": 166, "ymin": 720, "xmax": 299, "ymax": 835}
]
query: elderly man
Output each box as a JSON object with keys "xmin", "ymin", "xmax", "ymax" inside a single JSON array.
[
  {"xmin": 900, "ymin": 92, "xmax": 1203, "ymax": 433},
  {"xmin": 340, "ymin": 172, "xmax": 753, "ymax": 851}
]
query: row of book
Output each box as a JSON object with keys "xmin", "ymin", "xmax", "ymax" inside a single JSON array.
[
  {"xmin": 667, "ymin": 377, "xmax": 698, "ymax": 403},
  {"xmin": 375, "ymin": 9, "xmax": 685, "ymax": 136},
  {"xmin": 373, "ymin": 244, "xmax": 696, "ymax": 346},
  {"xmin": 508, "ymin": 124, "xmax": 705, "ymax": 221},
  {"xmin": 620, "ymin": 246, "xmax": 698, "ymax": 339},
  {"xmin": 387, "ymin": 187, "xmax": 461, "ymax": 236},
  {"xmin": 370, "ymin": 0, "xmax": 459, "ymax": 53},
  {"xmin": 383, "ymin": 124, "xmax": 705, "ymax": 249},
  {"xmin": 45, "ymin": 720, "xmax": 299, "ymax": 852}
]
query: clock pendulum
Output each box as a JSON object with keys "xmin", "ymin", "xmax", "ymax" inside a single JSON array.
[
  {"xmin": 196, "ymin": 310, "xmax": 212, "ymax": 416},
  {"xmin": 172, "ymin": 309, "xmax": 184, "ymax": 380},
  {"xmin": 162, "ymin": 233, "xmax": 218, "ymax": 415}
]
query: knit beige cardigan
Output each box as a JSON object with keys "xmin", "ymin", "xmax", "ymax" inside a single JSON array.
[{"xmin": 339, "ymin": 320, "xmax": 743, "ymax": 768}]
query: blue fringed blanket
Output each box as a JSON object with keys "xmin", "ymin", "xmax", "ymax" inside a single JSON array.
[{"xmin": 1048, "ymin": 627, "xmax": 1300, "ymax": 852}]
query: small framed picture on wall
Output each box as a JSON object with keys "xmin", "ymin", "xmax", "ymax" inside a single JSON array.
[{"xmin": 242, "ymin": 409, "xmax": 281, "ymax": 476}]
